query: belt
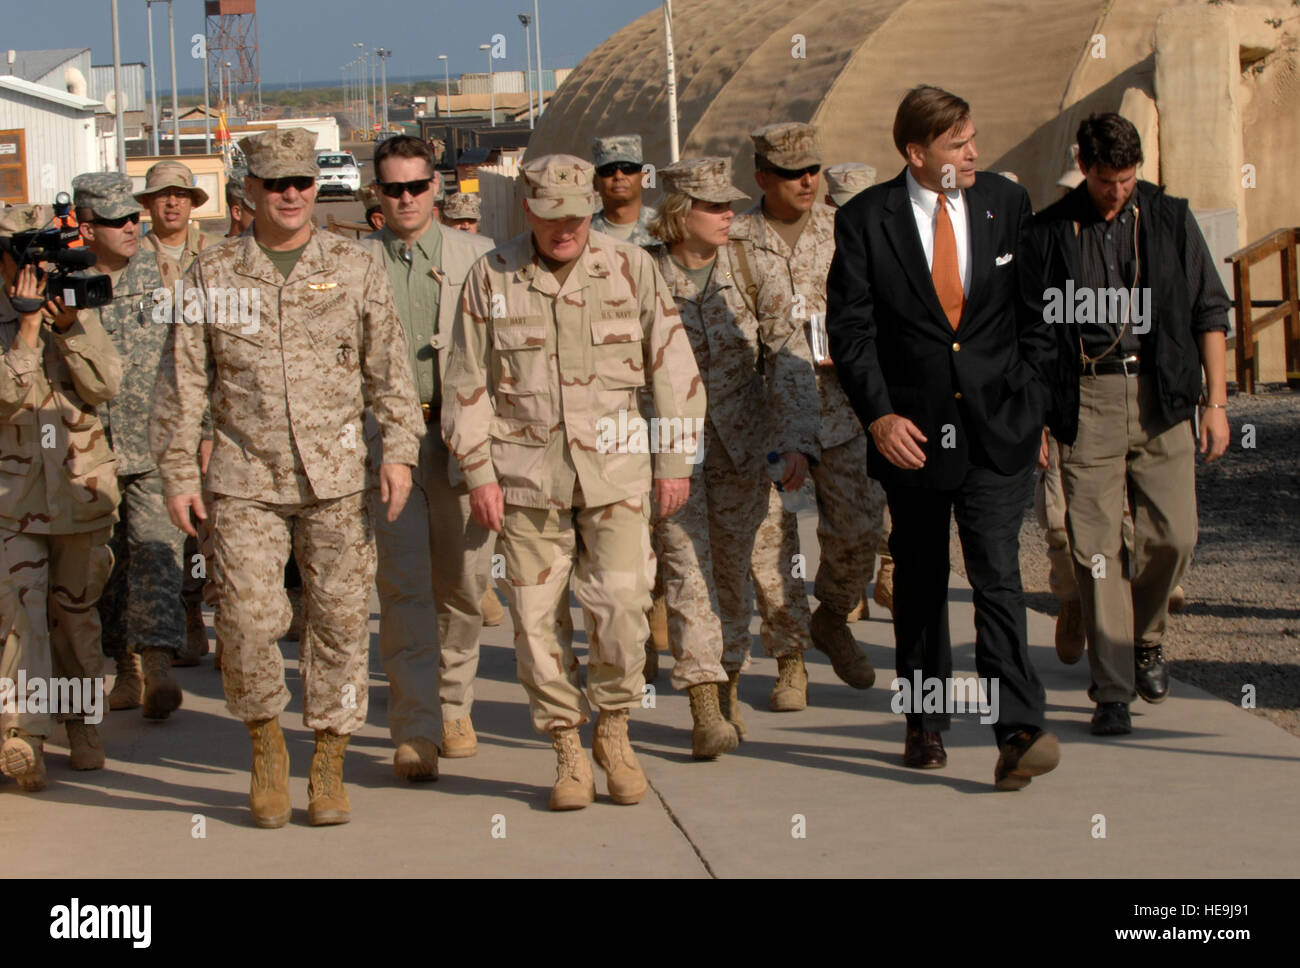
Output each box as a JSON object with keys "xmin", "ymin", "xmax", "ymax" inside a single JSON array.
[
  {"xmin": 1082, "ymin": 354, "xmax": 1140, "ymax": 377},
  {"xmin": 420, "ymin": 403, "xmax": 441, "ymax": 423}
]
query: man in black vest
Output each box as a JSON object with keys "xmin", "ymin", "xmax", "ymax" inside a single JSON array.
[
  {"xmin": 827, "ymin": 86, "xmax": 1060, "ymax": 790},
  {"xmin": 1033, "ymin": 113, "xmax": 1230, "ymax": 735}
]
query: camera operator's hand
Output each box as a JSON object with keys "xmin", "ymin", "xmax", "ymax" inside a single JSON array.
[
  {"xmin": 8, "ymin": 264, "xmax": 44, "ymax": 349},
  {"xmin": 44, "ymin": 294, "xmax": 78, "ymax": 332}
]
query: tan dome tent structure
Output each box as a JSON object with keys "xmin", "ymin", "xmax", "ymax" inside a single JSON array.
[{"xmin": 526, "ymin": 0, "xmax": 1300, "ymax": 382}]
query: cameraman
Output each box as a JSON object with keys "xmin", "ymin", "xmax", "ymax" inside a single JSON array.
[
  {"xmin": 0, "ymin": 204, "xmax": 121, "ymax": 791},
  {"xmin": 72, "ymin": 173, "xmax": 187, "ymax": 721}
]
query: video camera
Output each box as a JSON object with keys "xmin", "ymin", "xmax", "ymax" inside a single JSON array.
[{"xmin": 0, "ymin": 192, "xmax": 112, "ymax": 313}]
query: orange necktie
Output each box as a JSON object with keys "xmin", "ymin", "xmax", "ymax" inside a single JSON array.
[{"xmin": 932, "ymin": 194, "xmax": 964, "ymax": 330}]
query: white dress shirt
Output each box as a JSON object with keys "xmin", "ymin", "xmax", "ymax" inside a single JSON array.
[{"xmin": 905, "ymin": 168, "xmax": 971, "ymax": 295}]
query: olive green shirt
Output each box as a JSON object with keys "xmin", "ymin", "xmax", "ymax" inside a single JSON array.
[
  {"xmin": 258, "ymin": 241, "xmax": 308, "ymax": 281},
  {"xmin": 380, "ymin": 221, "xmax": 443, "ymax": 405}
]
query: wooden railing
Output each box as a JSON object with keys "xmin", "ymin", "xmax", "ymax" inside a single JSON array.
[
  {"xmin": 325, "ymin": 214, "xmax": 372, "ymax": 239},
  {"xmin": 1226, "ymin": 227, "xmax": 1300, "ymax": 393}
]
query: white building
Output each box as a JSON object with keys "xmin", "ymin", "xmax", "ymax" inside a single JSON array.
[{"xmin": 0, "ymin": 76, "xmax": 104, "ymax": 205}]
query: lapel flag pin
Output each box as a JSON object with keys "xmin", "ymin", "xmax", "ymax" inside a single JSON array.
[{"xmin": 986, "ymin": 210, "xmax": 994, "ymax": 220}]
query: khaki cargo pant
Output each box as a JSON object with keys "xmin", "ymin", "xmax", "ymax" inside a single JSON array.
[
  {"xmin": 1060, "ymin": 375, "xmax": 1197, "ymax": 704},
  {"xmin": 502, "ymin": 493, "xmax": 653, "ymax": 734},
  {"xmin": 210, "ymin": 492, "xmax": 375, "ymax": 734},
  {"xmin": 655, "ymin": 440, "xmax": 761, "ymax": 687},
  {"xmin": 809, "ymin": 433, "xmax": 887, "ymax": 616},
  {"xmin": 0, "ymin": 529, "xmax": 113, "ymax": 737},
  {"xmin": 369, "ymin": 420, "xmax": 495, "ymax": 745}
]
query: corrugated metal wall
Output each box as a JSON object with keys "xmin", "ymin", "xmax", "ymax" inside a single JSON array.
[
  {"xmin": 0, "ymin": 90, "xmax": 101, "ymax": 204},
  {"xmin": 32, "ymin": 50, "xmax": 92, "ymax": 93},
  {"xmin": 460, "ymin": 70, "xmax": 566, "ymax": 95},
  {"xmin": 90, "ymin": 64, "xmax": 148, "ymax": 114}
]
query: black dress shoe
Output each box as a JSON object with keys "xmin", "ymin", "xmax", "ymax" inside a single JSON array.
[
  {"xmin": 993, "ymin": 728, "xmax": 1060, "ymax": 790},
  {"xmin": 903, "ymin": 727, "xmax": 946, "ymax": 769},
  {"xmin": 1091, "ymin": 701, "xmax": 1132, "ymax": 735},
  {"xmin": 1135, "ymin": 646, "xmax": 1170, "ymax": 703}
]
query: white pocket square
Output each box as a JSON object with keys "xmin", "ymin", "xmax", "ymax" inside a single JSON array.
[{"xmin": 995, "ymin": 253, "xmax": 1014, "ymax": 266}]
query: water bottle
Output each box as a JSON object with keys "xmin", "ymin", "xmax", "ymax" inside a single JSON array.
[{"xmin": 766, "ymin": 452, "xmax": 805, "ymax": 513}]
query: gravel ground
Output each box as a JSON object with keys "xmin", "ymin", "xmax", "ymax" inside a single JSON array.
[{"xmin": 949, "ymin": 385, "xmax": 1300, "ymax": 738}]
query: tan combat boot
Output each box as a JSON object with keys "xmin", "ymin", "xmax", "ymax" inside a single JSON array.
[
  {"xmin": 175, "ymin": 600, "xmax": 208, "ymax": 667},
  {"xmin": 643, "ymin": 641, "xmax": 659, "ymax": 682},
  {"xmin": 1, "ymin": 728, "xmax": 46, "ymax": 792},
  {"xmin": 811, "ymin": 605, "xmax": 876, "ymax": 689},
  {"xmin": 1055, "ymin": 599, "xmax": 1085, "ymax": 664},
  {"xmin": 846, "ymin": 592, "xmax": 870, "ymax": 623},
  {"xmin": 141, "ymin": 648, "xmax": 182, "ymax": 720},
  {"xmin": 649, "ymin": 594, "xmax": 669, "ymax": 652},
  {"xmin": 688, "ymin": 683, "xmax": 739, "ymax": 760},
  {"xmin": 591, "ymin": 708, "xmax": 647, "ymax": 805},
  {"xmin": 108, "ymin": 651, "xmax": 143, "ymax": 710},
  {"xmin": 247, "ymin": 717, "xmax": 291, "ymax": 828},
  {"xmin": 873, "ymin": 555, "xmax": 895, "ymax": 612},
  {"xmin": 440, "ymin": 717, "xmax": 477, "ymax": 758},
  {"xmin": 549, "ymin": 725, "xmax": 595, "ymax": 811},
  {"xmin": 307, "ymin": 730, "xmax": 351, "ymax": 826},
  {"xmin": 720, "ymin": 669, "xmax": 746, "ymax": 739},
  {"xmin": 480, "ymin": 588, "xmax": 505, "ymax": 627},
  {"xmin": 65, "ymin": 721, "xmax": 105, "ymax": 770},
  {"xmin": 769, "ymin": 653, "xmax": 808, "ymax": 712},
  {"xmin": 393, "ymin": 736, "xmax": 440, "ymax": 781}
]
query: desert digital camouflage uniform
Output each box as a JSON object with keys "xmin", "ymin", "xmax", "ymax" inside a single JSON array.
[
  {"xmin": 0, "ymin": 205, "xmax": 120, "ymax": 742},
  {"xmin": 360, "ymin": 219, "xmax": 495, "ymax": 747},
  {"xmin": 823, "ymin": 163, "xmax": 878, "ymax": 208},
  {"xmin": 730, "ymin": 124, "xmax": 887, "ymax": 654},
  {"xmin": 441, "ymin": 192, "xmax": 482, "ymax": 223},
  {"xmin": 441, "ymin": 156, "xmax": 705, "ymax": 733},
  {"xmin": 63, "ymin": 174, "xmax": 188, "ymax": 662},
  {"xmin": 150, "ymin": 147, "xmax": 422, "ymax": 734},
  {"xmin": 648, "ymin": 230, "xmax": 819, "ymax": 684},
  {"xmin": 590, "ymin": 134, "xmax": 658, "ymax": 248},
  {"xmin": 591, "ymin": 206, "xmax": 658, "ymax": 248}
]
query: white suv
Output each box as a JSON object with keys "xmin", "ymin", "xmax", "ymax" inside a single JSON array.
[{"xmin": 315, "ymin": 152, "xmax": 362, "ymax": 197}]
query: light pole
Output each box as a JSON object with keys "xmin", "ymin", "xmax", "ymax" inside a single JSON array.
[
  {"xmin": 217, "ymin": 58, "xmax": 224, "ymax": 108},
  {"xmin": 438, "ymin": 54, "xmax": 450, "ymax": 119},
  {"xmin": 146, "ymin": 0, "xmax": 159, "ymax": 154},
  {"xmin": 533, "ymin": 0, "xmax": 544, "ymax": 117},
  {"xmin": 479, "ymin": 43, "xmax": 494, "ymax": 127},
  {"xmin": 225, "ymin": 62, "xmax": 233, "ymax": 112},
  {"xmin": 166, "ymin": 0, "xmax": 179, "ymax": 153},
  {"xmin": 375, "ymin": 48, "xmax": 391, "ymax": 134},
  {"xmin": 111, "ymin": 0, "xmax": 126, "ymax": 171},
  {"xmin": 201, "ymin": 33, "xmax": 211, "ymax": 153},
  {"xmin": 353, "ymin": 43, "xmax": 367, "ymax": 135},
  {"xmin": 519, "ymin": 14, "xmax": 534, "ymax": 130},
  {"xmin": 663, "ymin": 0, "xmax": 679, "ymax": 162}
]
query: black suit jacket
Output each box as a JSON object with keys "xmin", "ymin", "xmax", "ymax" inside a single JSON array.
[{"xmin": 826, "ymin": 170, "xmax": 1053, "ymax": 490}]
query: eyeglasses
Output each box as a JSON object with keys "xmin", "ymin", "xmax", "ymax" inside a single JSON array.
[
  {"xmin": 260, "ymin": 176, "xmax": 317, "ymax": 194},
  {"xmin": 91, "ymin": 212, "xmax": 141, "ymax": 228},
  {"xmin": 377, "ymin": 178, "xmax": 434, "ymax": 198},
  {"xmin": 761, "ymin": 164, "xmax": 821, "ymax": 181},
  {"xmin": 596, "ymin": 161, "xmax": 642, "ymax": 178}
]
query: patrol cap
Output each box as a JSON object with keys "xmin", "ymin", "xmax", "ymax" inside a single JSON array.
[
  {"xmin": 659, "ymin": 157, "xmax": 748, "ymax": 204},
  {"xmin": 72, "ymin": 172, "xmax": 144, "ymax": 220},
  {"xmin": 134, "ymin": 160, "xmax": 210, "ymax": 206},
  {"xmin": 592, "ymin": 134, "xmax": 644, "ymax": 168},
  {"xmin": 823, "ymin": 162, "xmax": 877, "ymax": 206},
  {"xmin": 359, "ymin": 183, "xmax": 382, "ymax": 211},
  {"xmin": 442, "ymin": 192, "xmax": 481, "ymax": 221},
  {"xmin": 1058, "ymin": 144, "xmax": 1085, "ymax": 189},
  {"xmin": 520, "ymin": 154, "xmax": 598, "ymax": 220},
  {"xmin": 0, "ymin": 204, "xmax": 53, "ymax": 240},
  {"xmin": 226, "ymin": 168, "xmax": 251, "ymax": 207},
  {"xmin": 239, "ymin": 127, "xmax": 320, "ymax": 179},
  {"xmin": 751, "ymin": 122, "xmax": 822, "ymax": 170}
]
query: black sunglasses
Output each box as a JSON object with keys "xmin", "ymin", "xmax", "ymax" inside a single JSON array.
[
  {"xmin": 260, "ymin": 176, "xmax": 316, "ymax": 194},
  {"xmin": 596, "ymin": 161, "xmax": 642, "ymax": 178},
  {"xmin": 377, "ymin": 178, "xmax": 434, "ymax": 198},
  {"xmin": 762, "ymin": 164, "xmax": 821, "ymax": 181},
  {"xmin": 92, "ymin": 212, "xmax": 141, "ymax": 228}
]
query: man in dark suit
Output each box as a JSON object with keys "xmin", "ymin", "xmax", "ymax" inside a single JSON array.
[{"xmin": 826, "ymin": 85, "xmax": 1060, "ymax": 790}]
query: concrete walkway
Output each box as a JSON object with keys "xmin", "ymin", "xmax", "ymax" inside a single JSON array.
[{"xmin": 5, "ymin": 512, "xmax": 1298, "ymax": 877}]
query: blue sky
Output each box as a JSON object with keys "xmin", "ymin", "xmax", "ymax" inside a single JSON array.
[{"xmin": 9, "ymin": 0, "xmax": 661, "ymax": 90}]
